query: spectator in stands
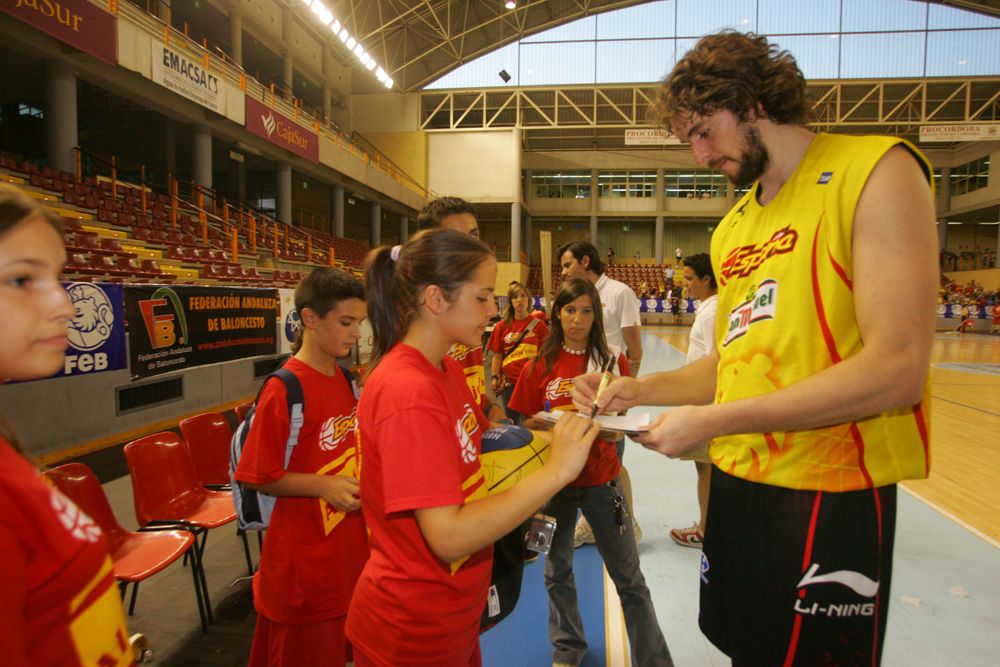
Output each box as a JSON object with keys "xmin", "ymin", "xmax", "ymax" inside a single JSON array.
[
  {"xmin": 0, "ymin": 183, "xmax": 136, "ymax": 665},
  {"xmin": 348, "ymin": 228, "xmax": 599, "ymax": 666},
  {"xmin": 418, "ymin": 196, "xmax": 505, "ymax": 422},
  {"xmin": 235, "ymin": 267, "xmax": 369, "ymax": 667},
  {"xmin": 607, "ymin": 246, "xmax": 615, "ymax": 265},
  {"xmin": 558, "ymin": 239, "xmax": 644, "ymax": 545},
  {"xmin": 664, "ymin": 264, "xmax": 675, "ymax": 289},
  {"xmin": 668, "ymin": 254, "xmax": 718, "ymax": 549},
  {"xmin": 507, "ymin": 278, "xmax": 672, "ymax": 667},
  {"xmin": 489, "ymin": 282, "xmax": 549, "ymax": 421}
]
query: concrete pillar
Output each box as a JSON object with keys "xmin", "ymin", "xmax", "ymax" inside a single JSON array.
[
  {"xmin": 277, "ymin": 161, "xmax": 292, "ymax": 223},
  {"xmin": 322, "ymin": 83, "xmax": 332, "ymax": 123},
  {"xmin": 160, "ymin": 0, "xmax": 171, "ymax": 26},
  {"xmin": 192, "ymin": 124, "xmax": 212, "ymax": 191},
  {"xmin": 524, "ymin": 169, "xmax": 533, "ymax": 206},
  {"xmin": 164, "ymin": 119, "xmax": 176, "ymax": 176},
  {"xmin": 370, "ymin": 203, "xmax": 382, "ymax": 247},
  {"xmin": 655, "ymin": 215, "xmax": 665, "ymax": 265},
  {"xmin": 590, "ymin": 169, "xmax": 599, "ymax": 212},
  {"xmin": 229, "ymin": 10, "xmax": 243, "ymax": 66},
  {"xmin": 332, "ymin": 187, "xmax": 345, "ymax": 237},
  {"xmin": 399, "ymin": 214, "xmax": 409, "ymax": 243},
  {"xmin": 937, "ymin": 220, "xmax": 949, "ymax": 252},
  {"xmin": 282, "ymin": 53, "xmax": 294, "ymax": 99},
  {"xmin": 524, "ymin": 213, "xmax": 533, "ymax": 265},
  {"xmin": 511, "ymin": 202, "xmax": 522, "ymax": 263},
  {"xmin": 938, "ymin": 167, "xmax": 951, "ymax": 215},
  {"xmin": 589, "ymin": 214, "xmax": 598, "ymax": 246},
  {"xmin": 44, "ymin": 60, "xmax": 77, "ymax": 174}
]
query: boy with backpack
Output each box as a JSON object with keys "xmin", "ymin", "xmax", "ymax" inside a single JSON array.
[{"xmin": 233, "ymin": 267, "xmax": 368, "ymax": 667}]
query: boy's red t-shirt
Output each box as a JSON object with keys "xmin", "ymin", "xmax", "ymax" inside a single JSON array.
[
  {"xmin": 0, "ymin": 440, "xmax": 134, "ymax": 667},
  {"xmin": 508, "ymin": 349, "xmax": 627, "ymax": 487},
  {"xmin": 234, "ymin": 357, "xmax": 369, "ymax": 624},
  {"xmin": 347, "ymin": 344, "xmax": 492, "ymax": 666},
  {"xmin": 488, "ymin": 316, "xmax": 549, "ymax": 383}
]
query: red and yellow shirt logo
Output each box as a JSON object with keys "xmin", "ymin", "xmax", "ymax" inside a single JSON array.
[{"xmin": 719, "ymin": 226, "xmax": 798, "ymax": 286}]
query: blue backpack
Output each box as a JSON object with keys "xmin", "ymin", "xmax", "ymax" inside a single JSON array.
[{"xmin": 229, "ymin": 364, "xmax": 357, "ymax": 531}]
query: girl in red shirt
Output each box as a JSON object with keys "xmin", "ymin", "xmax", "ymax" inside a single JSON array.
[
  {"xmin": 235, "ymin": 267, "xmax": 369, "ymax": 667},
  {"xmin": 508, "ymin": 278, "xmax": 672, "ymax": 667},
  {"xmin": 347, "ymin": 229, "xmax": 600, "ymax": 667},
  {"xmin": 0, "ymin": 183, "xmax": 135, "ymax": 666},
  {"xmin": 488, "ymin": 282, "xmax": 548, "ymax": 419}
]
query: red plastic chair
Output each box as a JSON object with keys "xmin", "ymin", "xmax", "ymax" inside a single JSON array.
[
  {"xmin": 123, "ymin": 431, "xmax": 245, "ymax": 615},
  {"xmin": 235, "ymin": 401, "xmax": 253, "ymax": 422},
  {"xmin": 178, "ymin": 412, "xmax": 233, "ymax": 489},
  {"xmin": 42, "ymin": 463, "xmax": 209, "ymax": 631}
]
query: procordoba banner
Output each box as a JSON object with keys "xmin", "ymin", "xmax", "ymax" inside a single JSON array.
[
  {"xmin": 125, "ymin": 285, "xmax": 278, "ymax": 379},
  {"xmin": 1, "ymin": 0, "xmax": 117, "ymax": 65}
]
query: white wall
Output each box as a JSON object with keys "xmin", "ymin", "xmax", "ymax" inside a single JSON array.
[{"xmin": 428, "ymin": 130, "xmax": 520, "ymax": 202}]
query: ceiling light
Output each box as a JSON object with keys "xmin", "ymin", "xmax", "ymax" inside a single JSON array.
[
  {"xmin": 339, "ymin": 28, "xmax": 349, "ymax": 42},
  {"xmin": 354, "ymin": 44, "xmax": 365, "ymax": 58},
  {"xmin": 331, "ymin": 19, "xmax": 341, "ymax": 33},
  {"xmin": 505, "ymin": 0, "xmax": 516, "ymax": 9},
  {"xmin": 365, "ymin": 59, "xmax": 376, "ymax": 70},
  {"xmin": 310, "ymin": 2, "xmax": 326, "ymax": 19},
  {"xmin": 301, "ymin": 0, "xmax": 313, "ymax": 6},
  {"xmin": 384, "ymin": 77, "xmax": 394, "ymax": 89},
  {"xmin": 375, "ymin": 66, "xmax": 387, "ymax": 82},
  {"xmin": 346, "ymin": 36, "xmax": 357, "ymax": 50}
]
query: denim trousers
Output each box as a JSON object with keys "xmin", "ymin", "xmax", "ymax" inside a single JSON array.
[{"xmin": 543, "ymin": 477, "xmax": 673, "ymax": 667}]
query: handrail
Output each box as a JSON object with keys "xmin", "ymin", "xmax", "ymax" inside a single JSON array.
[{"xmin": 115, "ymin": 1, "xmax": 431, "ymax": 200}]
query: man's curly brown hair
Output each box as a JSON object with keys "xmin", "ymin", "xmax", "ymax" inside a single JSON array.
[{"xmin": 653, "ymin": 31, "xmax": 812, "ymax": 134}]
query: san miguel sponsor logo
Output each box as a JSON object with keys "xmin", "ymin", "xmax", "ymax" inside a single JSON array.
[
  {"xmin": 719, "ymin": 226, "xmax": 798, "ymax": 286},
  {"xmin": 723, "ymin": 279, "xmax": 777, "ymax": 346},
  {"xmin": 2, "ymin": 0, "xmax": 117, "ymax": 65},
  {"xmin": 245, "ymin": 96, "xmax": 318, "ymax": 162}
]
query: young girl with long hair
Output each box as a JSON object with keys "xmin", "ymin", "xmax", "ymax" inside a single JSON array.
[
  {"xmin": 507, "ymin": 278, "xmax": 672, "ymax": 667},
  {"xmin": 234, "ymin": 266, "xmax": 368, "ymax": 667},
  {"xmin": 346, "ymin": 229, "xmax": 600, "ymax": 667},
  {"xmin": 0, "ymin": 183, "xmax": 135, "ymax": 665},
  {"xmin": 488, "ymin": 281, "xmax": 548, "ymax": 419}
]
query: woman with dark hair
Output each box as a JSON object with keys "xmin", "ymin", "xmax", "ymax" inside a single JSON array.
[
  {"xmin": 0, "ymin": 183, "xmax": 136, "ymax": 665},
  {"xmin": 507, "ymin": 278, "xmax": 671, "ymax": 667},
  {"xmin": 488, "ymin": 282, "xmax": 548, "ymax": 419},
  {"xmin": 234, "ymin": 266, "xmax": 368, "ymax": 667},
  {"xmin": 347, "ymin": 229, "xmax": 600, "ymax": 667}
]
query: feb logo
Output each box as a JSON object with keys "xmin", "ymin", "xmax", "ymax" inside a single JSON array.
[
  {"xmin": 139, "ymin": 287, "xmax": 188, "ymax": 349},
  {"xmin": 454, "ymin": 404, "xmax": 479, "ymax": 464},
  {"xmin": 318, "ymin": 409, "xmax": 356, "ymax": 452},
  {"xmin": 64, "ymin": 282, "xmax": 116, "ymax": 375},
  {"xmin": 284, "ymin": 309, "xmax": 302, "ymax": 345},
  {"xmin": 544, "ymin": 377, "xmax": 574, "ymax": 402},
  {"xmin": 262, "ymin": 112, "xmax": 276, "ymax": 137}
]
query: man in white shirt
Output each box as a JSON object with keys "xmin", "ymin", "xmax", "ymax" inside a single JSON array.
[
  {"xmin": 669, "ymin": 253, "xmax": 718, "ymax": 548},
  {"xmin": 558, "ymin": 240, "xmax": 644, "ymax": 544}
]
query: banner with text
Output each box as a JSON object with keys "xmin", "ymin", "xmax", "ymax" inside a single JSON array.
[
  {"xmin": 150, "ymin": 43, "xmax": 242, "ymax": 120},
  {"xmin": 624, "ymin": 129, "xmax": 681, "ymax": 146},
  {"xmin": 919, "ymin": 124, "xmax": 1000, "ymax": 142},
  {"xmin": 1, "ymin": 0, "xmax": 116, "ymax": 65},
  {"xmin": 245, "ymin": 96, "xmax": 319, "ymax": 162},
  {"xmin": 125, "ymin": 285, "xmax": 278, "ymax": 379}
]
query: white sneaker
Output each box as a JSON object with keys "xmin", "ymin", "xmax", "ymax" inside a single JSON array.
[{"xmin": 573, "ymin": 516, "xmax": 595, "ymax": 548}]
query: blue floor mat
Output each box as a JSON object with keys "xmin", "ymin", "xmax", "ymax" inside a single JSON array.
[{"xmin": 482, "ymin": 544, "xmax": 609, "ymax": 666}]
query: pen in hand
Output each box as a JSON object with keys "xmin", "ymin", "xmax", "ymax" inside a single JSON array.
[{"xmin": 589, "ymin": 356, "xmax": 618, "ymax": 419}]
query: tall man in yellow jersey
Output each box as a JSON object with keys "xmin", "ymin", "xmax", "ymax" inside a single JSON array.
[{"xmin": 573, "ymin": 31, "xmax": 937, "ymax": 665}]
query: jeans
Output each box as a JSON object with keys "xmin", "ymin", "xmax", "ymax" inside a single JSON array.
[{"xmin": 544, "ymin": 477, "xmax": 673, "ymax": 667}]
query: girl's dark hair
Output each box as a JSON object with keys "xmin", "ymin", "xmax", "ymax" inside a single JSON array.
[
  {"xmin": 0, "ymin": 183, "xmax": 62, "ymax": 458},
  {"xmin": 537, "ymin": 278, "xmax": 611, "ymax": 374},
  {"xmin": 291, "ymin": 267, "xmax": 366, "ymax": 353},
  {"xmin": 364, "ymin": 228, "xmax": 493, "ymax": 368},
  {"xmin": 503, "ymin": 282, "xmax": 532, "ymax": 324}
]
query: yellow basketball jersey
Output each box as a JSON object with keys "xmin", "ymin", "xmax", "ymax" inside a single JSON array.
[{"xmin": 709, "ymin": 133, "xmax": 932, "ymax": 492}]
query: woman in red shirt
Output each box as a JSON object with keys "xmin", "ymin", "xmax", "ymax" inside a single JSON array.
[
  {"xmin": 347, "ymin": 229, "xmax": 600, "ymax": 667},
  {"xmin": 235, "ymin": 267, "xmax": 369, "ymax": 667},
  {"xmin": 488, "ymin": 282, "xmax": 548, "ymax": 420},
  {"xmin": 508, "ymin": 278, "xmax": 672, "ymax": 667},
  {"xmin": 0, "ymin": 183, "xmax": 135, "ymax": 666}
]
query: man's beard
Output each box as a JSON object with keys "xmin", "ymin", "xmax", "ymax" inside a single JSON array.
[{"xmin": 729, "ymin": 125, "xmax": 769, "ymax": 187}]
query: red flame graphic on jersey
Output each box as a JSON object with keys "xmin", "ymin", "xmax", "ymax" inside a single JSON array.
[
  {"xmin": 545, "ymin": 378, "xmax": 575, "ymax": 402},
  {"xmin": 319, "ymin": 410, "xmax": 357, "ymax": 452},
  {"xmin": 719, "ymin": 226, "xmax": 799, "ymax": 286}
]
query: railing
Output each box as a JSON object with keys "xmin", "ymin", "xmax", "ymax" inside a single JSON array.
[{"xmin": 114, "ymin": 1, "xmax": 431, "ymax": 200}]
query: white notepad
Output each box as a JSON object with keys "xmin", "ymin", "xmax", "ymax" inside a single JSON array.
[{"xmin": 531, "ymin": 411, "xmax": 650, "ymax": 436}]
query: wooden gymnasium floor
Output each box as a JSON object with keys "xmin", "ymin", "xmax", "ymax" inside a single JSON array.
[{"xmin": 647, "ymin": 325, "xmax": 1000, "ymax": 546}]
